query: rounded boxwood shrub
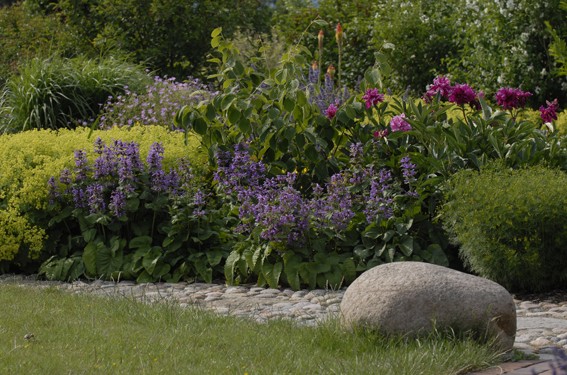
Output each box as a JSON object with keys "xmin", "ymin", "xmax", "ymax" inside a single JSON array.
[{"xmin": 441, "ymin": 163, "xmax": 567, "ymax": 292}]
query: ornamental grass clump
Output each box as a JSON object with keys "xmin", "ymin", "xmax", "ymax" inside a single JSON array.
[
  {"xmin": 0, "ymin": 56, "xmax": 149, "ymax": 132},
  {"xmin": 44, "ymin": 137, "xmax": 229, "ymax": 282}
]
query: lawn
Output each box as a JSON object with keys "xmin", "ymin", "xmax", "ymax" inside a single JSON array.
[{"xmin": 0, "ymin": 284, "xmax": 503, "ymax": 374}]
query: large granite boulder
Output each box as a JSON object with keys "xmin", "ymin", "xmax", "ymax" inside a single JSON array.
[{"xmin": 340, "ymin": 262, "xmax": 516, "ymax": 351}]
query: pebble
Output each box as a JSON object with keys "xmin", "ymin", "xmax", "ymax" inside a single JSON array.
[{"xmin": 1, "ymin": 274, "xmax": 566, "ymax": 355}]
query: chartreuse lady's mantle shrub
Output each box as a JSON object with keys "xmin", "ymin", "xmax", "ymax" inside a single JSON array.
[
  {"xmin": 0, "ymin": 126, "xmax": 205, "ymax": 274},
  {"xmin": 441, "ymin": 164, "xmax": 567, "ymax": 292}
]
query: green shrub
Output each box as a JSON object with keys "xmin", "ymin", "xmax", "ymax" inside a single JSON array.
[
  {"xmin": 0, "ymin": 126, "xmax": 205, "ymax": 272},
  {"xmin": 0, "ymin": 56, "xmax": 149, "ymax": 132},
  {"xmin": 0, "ymin": 2, "xmax": 86, "ymax": 86},
  {"xmin": 56, "ymin": 0, "xmax": 273, "ymax": 78},
  {"xmin": 441, "ymin": 164, "xmax": 567, "ymax": 292}
]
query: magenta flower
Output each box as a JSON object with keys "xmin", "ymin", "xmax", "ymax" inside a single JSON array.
[
  {"xmin": 325, "ymin": 103, "xmax": 338, "ymax": 119},
  {"xmin": 390, "ymin": 113, "xmax": 412, "ymax": 132},
  {"xmin": 539, "ymin": 99, "xmax": 559, "ymax": 123},
  {"xmin": 495, "ymin": 87, "xmax": 532, "ymax": 110},
  {"xmin": 448, "ymin": 83, "xmax": 477, "ymax": 107},
  {"xmin": 424, "ymin": 75, "xmax": 452, "ymax": 102},
  {"xmin": 373, "ymin": 129, "xmax": 389, "ymax": 138},
  {"xmin": 362, "ymin": 88, "xmax": 385, "ymax": 109}
]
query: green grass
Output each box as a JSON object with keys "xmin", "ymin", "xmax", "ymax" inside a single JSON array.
[{"xmin": 0, "ymin": 284, "xmax": 503, "ymax": 374}]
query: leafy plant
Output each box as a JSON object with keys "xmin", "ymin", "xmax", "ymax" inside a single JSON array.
[
  {"xmin": 43, "ymin": 137, "xmax": 230, "ymax": 282},
  {"xmin": 441, "ymin": 164, "xmax": 567, "ymax": 292}
]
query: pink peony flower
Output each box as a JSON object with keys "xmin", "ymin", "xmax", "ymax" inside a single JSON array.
[
  {"xmin": 325, "ymin": 103, "xmax": 338, "ymax": 119},
  {"xmin": 390, "ymin": 113, "xmax": 412, "ymax": 132},
  {"xmin": 495, "ymin": 87, "xmax": 532, "ymax": 110},
  {"xmin": 362, "ymin": 88, "xmax": 385, "ymax": 109},
  {"xmin": 448, "ymin": 83, "xmax": 477, "ymax": 107},
  {"xmin": 539, "ymin": 99, "xmax": 559, "ymax": 123},
  {"xmin": 423, "ymin": 75, "xmax": 452, "ymax": 102}
]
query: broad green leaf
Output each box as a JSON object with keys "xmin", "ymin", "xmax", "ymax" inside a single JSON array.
[
  {"xmin": 136, "ymin": 270, "xmax": 154, "ymax": 283},
  {"xmin": 82, "ymin": 242, "xmax": 97, "ymax": 276},
  {"xmin": 206, "ymin": 250, "xmax": 224, "ymax": 267},
  {"xmin": 129, "ymin": 236, "xmax": 152, "ymax": 249},
  {"xmin": 142, "ymin": 247, "xmax": 163, "ymax": 275},
  {"xmin": 211, "ymin": 27, "xmax": 222, "ymax": 38},
  {"xmin": 262, "ymin": 261, "xmax": 282, "ymax": 289},
  {"xmin": 193, "ymin": 116, "xmax": 208, "ymax": 135},
  {"xmin": 83, "ymin": 228, "xmax": 97, "ymax": 243},
  {"xmin": 399, "ymin": 236, "xmax": 414, "ymax": 257},
  {"xmin": 96, "ymin": 244, "xmax": 123, "ymax": 277},
  {"xmin": 283, "ymin": 253, "xmax": 302, "ymax": 291},
  {"xmin": 228, "ymin": 107, "xmax": 241, "ymax": 124},
  {"xmin": 224, "ymin": 250, "xmax": 241, "ymax": 284}
]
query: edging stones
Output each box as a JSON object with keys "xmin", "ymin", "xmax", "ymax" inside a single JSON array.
[{"xmin": 339, "ymin": 262, "xmax": 517, "ymax": 351}]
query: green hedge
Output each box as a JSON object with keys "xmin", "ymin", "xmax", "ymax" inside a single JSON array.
[{"xmin": 441, "ymin": 164, "xmax": 567, "ymax": 292}]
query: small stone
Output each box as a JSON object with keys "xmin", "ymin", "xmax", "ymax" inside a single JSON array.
[
  {"xmin": 530, "ymin": 337, "xmax": 552, "ymax": 347},
  {"xmin": 281, "ymin": 289, "xmax": 294, "ymax": 297},
  {"xmin": 225, "ymin": 286, "xmax": 249, "ymax": 294},
  {"xmin": 290, "ymin": 291, "xmax": 308, "ymax": 300},
  {"xmin": 326, "ymin": 297, "xmax": 342, "ymax": 305}
]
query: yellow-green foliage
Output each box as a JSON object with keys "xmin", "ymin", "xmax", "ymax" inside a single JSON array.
[
  {"xmin": 518, "ymin": 108, "xmax": 567, "ymax": 135},
  {"xmin": 0, "ymin": 126, "xmax": 205, "ymax": 262}
]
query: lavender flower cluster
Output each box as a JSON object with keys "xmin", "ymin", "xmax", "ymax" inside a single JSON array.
[
  {"xmin": 98, "ymin": 76, "xmax": 217, "ymax": 130},
  {"xmin": 49, "ymin": 138, "xmax": 194, "ymax": 218},
  {"xmin": 307, "ymin": 63, "xmax": 350, "ymax": 117},
  {"xmin": 214, "ymin": 143, "xmax": 419, "ymax": 248}
]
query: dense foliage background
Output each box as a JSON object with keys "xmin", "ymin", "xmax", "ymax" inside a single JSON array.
[{"xmin": 0, "ymin": 0, "xmax": 566, "ymax": 292}]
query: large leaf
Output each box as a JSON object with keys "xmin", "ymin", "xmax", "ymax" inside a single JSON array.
[
  {"xmin": 96, "ymin": 242, "xmax": 124, "ymax": 277},
  {"xmin": 82, "ymin": 242, "xmax": 97, "ymax": 276},
  {"xmin": 224, "ymin": 250, "xmax": 241, "ymax": 284},
  {"xmin": 142, "ymin": 247, "xmax": 163, "ymax": 275},
  {"xmin": 129, "ymin": 236, "xmax": 153, "ymax": 249},
  {"xmin": 262, "ymin": 261, "xmax": 282, "ymax": 289},
  {"xmin": 282, "ymin": 253, "xmax": 302, "ymax": 291}
]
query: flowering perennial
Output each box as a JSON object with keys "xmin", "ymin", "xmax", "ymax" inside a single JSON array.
[
  {"xmin": 390, "ymin": 113, "xmax": 412, "ymax": 132},
  {"xmin": 495, "ymin": 87, "xmax": 532, "ymax": 110},
  {"xmin": 49, "ymin": 138, "xmax": 195, "ymax": 217},
  {"xmin": 540, "ymin": 99, "xmax": 559, "ymax": 123},
  {"xmin": 214, "ymin": 144, "xmax": 419, "ymax": 248},
  {"xmin": 362, "ymin": 88, "xmax": 385, "ymax": 109}
]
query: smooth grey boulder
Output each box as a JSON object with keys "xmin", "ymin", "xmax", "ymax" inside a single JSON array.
[{"xmin": 340, "ymin": 262, "xmax": 516, "ymax": 351}]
